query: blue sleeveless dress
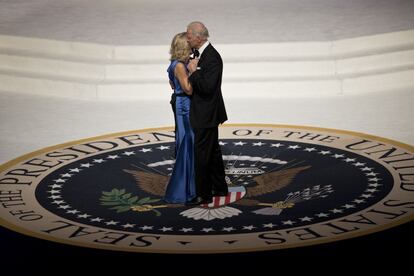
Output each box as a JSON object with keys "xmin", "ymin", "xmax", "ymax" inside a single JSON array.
[{"xmin": 164, "ymin": 60, "xmax": 196, "ymax": 203}]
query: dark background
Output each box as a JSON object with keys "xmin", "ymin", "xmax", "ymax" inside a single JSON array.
[{"xmin": 1, "ymin": 220, "xmax": 412, "ymax": 272}]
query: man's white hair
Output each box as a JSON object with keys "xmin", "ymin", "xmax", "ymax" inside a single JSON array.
[{"xmin": 187, "ymin": 21, "xmax": 209, "ymax": 39}]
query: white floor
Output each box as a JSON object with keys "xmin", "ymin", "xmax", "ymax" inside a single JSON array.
[{"xmin": 1, "ymin": 88, "xmax": 413, "ymax": 164}]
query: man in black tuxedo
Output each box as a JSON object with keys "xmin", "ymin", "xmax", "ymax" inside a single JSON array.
[{"xmin": 186, "ymin": 21, "xmax": 228, "ymax": 205}]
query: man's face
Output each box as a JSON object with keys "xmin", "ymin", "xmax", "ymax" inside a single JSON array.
[{"xmin": 186, "ymin": 28, "xmax": 198, "ymax": 49}]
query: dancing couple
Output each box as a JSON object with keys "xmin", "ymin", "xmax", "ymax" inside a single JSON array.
[{"xmin": 164, "ymin": 21, "xmax": 228, "ymax": 206}]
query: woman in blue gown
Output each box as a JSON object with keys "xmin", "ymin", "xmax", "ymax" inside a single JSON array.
[{"xmin": 164, "ymin": 32, "xmax": 197, "ymax": 204}]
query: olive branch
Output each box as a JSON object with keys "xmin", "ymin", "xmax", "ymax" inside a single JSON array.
[{"xmin": 99, "ymin": 188, "xmax": 164, "ymax": 216}]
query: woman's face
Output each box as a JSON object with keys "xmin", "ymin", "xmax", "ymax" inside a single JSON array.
[{"xmin": 182, "ymin": 42, "xmax": 191, "ymax": 62}]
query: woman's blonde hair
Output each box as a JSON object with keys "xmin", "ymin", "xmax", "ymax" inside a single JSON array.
[{"xmin": 169, "ymin": 32, "xmax": 191, "ymax": 62}]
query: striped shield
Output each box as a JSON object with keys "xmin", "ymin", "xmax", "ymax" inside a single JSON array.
[{"xmin": 201, "ymin": 186, "xmax": 246, "ymax": 208}]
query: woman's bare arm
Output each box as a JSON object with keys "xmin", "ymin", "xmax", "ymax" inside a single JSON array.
[{"xmin": 174, "ymin": 62, "xmax": 193, "ymax": 95}]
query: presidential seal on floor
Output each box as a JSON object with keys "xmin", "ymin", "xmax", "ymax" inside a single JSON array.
[{"xmin": 1, "ymin": 124, "xmax": 413, "ymax": 253}]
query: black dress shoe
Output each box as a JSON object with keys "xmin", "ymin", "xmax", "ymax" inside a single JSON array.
[
  {"xmin": 199, "ymin": 197, "xmax": 213, "ymax": 204},
  {"xmin": 212, "ymin": 191, "xmax": 228, "ymax": 197},
  {"xmin": 185, "ymin": 196, "xmax": 212, "ymax": 206},
  {"xmin": 185, "ymin": 196, "xmax": 201, "ymax": 206}
]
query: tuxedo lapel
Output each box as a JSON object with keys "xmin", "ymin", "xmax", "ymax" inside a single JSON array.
[{"xmin": 198, "ymin": 44, "xmax": 212, "ymax": 66}]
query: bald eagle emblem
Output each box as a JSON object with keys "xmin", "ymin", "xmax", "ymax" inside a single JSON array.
[{"xmin": 123, "ymin": 162, "xmax": 333, "ymax": 221}]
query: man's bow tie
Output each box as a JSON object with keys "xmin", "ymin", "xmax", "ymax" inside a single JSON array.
[{"xmin": 193, "ymin": 49, "xmax": 200, "ymax": 58}]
